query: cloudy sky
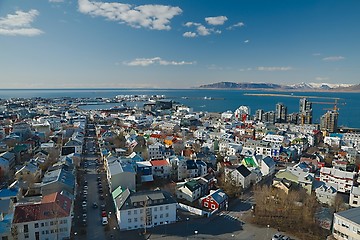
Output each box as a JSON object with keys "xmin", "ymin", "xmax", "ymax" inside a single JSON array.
[{"xmin": 0, "ymin": 0, "xmax": 359, "ymax": 88}]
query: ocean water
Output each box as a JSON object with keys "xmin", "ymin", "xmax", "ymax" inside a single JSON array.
[{"xmin": 0, "ymin": 89, "xmax": 359, "ymax": 128}]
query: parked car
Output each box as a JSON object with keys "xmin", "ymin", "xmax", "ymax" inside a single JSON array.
[
  {"xmin": 93, "ymin": 202, "xmax": 98, "ymax": 208},
  {"xmin": 101, "ymin": 210, "xmax": 107, "ymax": 217},
  {"xmin": 102, "ymin": 217, "xmax": 108, "ymax": 226},
  {"xmin": 82, "ymin": 201, "xmax": 87, "ymax": 208}
]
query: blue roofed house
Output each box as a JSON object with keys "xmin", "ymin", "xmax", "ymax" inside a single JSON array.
[
  {"xmin": 41, "ymin": 168, "xmax": 75, "ymax": 196},
  {"xmin": 0, "ymin": 152, "xmax": 15, "ymax": 177},
  {"xmin": 107, "ymin": 158, "xmax": 136, "ymax": 192},
  {"xmin": 261, "ymin": 156, "xmax": 276, "ymax": 176},
  {"xmin": 200, "ymin": 189, "xmax": 228, "ymax": 212},
  {"xmin": 0, "ymin": 186, "xmax": 20, "ymax": 239}
]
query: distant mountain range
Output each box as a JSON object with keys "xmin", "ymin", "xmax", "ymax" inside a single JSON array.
[{"xmin": 198, "ymin": 82, "xmax": 360, "ymax": 92}]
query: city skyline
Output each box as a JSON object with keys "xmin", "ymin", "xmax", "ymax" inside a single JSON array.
[{"xmin": 1, "ymin": 0, "xmax": 359, "ymax": 89}]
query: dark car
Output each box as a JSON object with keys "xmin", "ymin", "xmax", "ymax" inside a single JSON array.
[
  {"xmin": 93, "ymin": 202, "xmax": 98, "ymax": 208},
  {"xmin": 99, "ymin": 194, "xmax": 104, "ymax": 200}
]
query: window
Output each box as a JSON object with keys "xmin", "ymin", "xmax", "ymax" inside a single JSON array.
[
  {"xmin": 160, "ymin": 206, "xmax": 163, "ymax": 211},
  {"xmin": 134, "ymin": 210, "xmax": 137, "ymax": 214},
  {"xmin": 165, "ymin": 206, "xmax": 169, "ymax": 210},
  {"xmin": 211, "ymin": 204, "xmax": 216, "ymax": 210},
  {"xmin": 140, "ymin": 209, "xmax": 143, "ymax": 214},
  {"xmin": 128, "ymin": 219, "xmax": 132, "ymax": 223},
  {"xmin": 128, "ymin": 211, "xmax": 131, "ymax": 215},
  {"xmin": 134, "ymin": 218, "xmax": 138, "ymax": 222},
  {"xmin": 24, "ymin": 225, "xmax": 29, "ymax": 233},
  {"xmin": 165, "ymin": 213, "xmax": 169, "ymax": 217},
  {"xmin": 45, "ymin": 230, "xmax": 49, "ymax": 234},
  {"xmin": 204, "ymin": 202, "xmax": 208, "ymax": 207},
  {"xmin": 154, "ymin": 207, "xmax": 157, "ymax": 212},
  {"xmin": 154, "ymin": 215, "xmax": 157, "ymax": 219},
  {"xmin": 160, "ymin": 214, "xmax": 163, "ymax": 218},
  {"xmin": 41, "ymin": 223, "xmax": 44, "ymax": 227},
  {"xmin": 34, "ymin": 223, "xmax": 39, "ymax": 228},
  {"xmin": 63, "ymin": 219, "xmax": 67, "ymax": 224},
  {"xmin": 24, "ymin": 233, "xmax": 29, "ymax": 239},
  {"xmin": 353, "ymin": 201, "xmax": 358, "ymax": 205},
  {"xmin": 50, "ymin": 221, "xmax": 54, "ymax": 226}
]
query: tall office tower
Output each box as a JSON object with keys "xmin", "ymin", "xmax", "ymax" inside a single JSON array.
[
  {"xmin": 255, "ymin": 109, "xmax": 264, "ymax": 121},
  {"xmin": 275, "ymin": 103, "xmax": 287, "ymax": 123},
  {"xmin": 299, "ymin": 98, "xmax": 313, "ymax": 124},
  {"xmin": 287, "ymin": 113, "xmax": 299, "ymax": 124},
  {"xmin": 320, "ymin": 110, "xmax": 339, "ymax": 133}
]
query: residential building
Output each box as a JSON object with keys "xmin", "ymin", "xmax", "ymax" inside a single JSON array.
[
  {"xmin": 350, "ymin": 186, "xmax": 360, "ymax": 208},
  {"xmin": 200, "ymin": 189, "xmax": 228, "ymax": 212},
  {"xmin": 299, "ymin": 98, "xmax": 312, "ymax": 124},
  {"xmin": 150, "ymin": 159, "xmax": 171, "ymax": 179},
  {"xmin": 115, "ymin": 189, "xmax": 177, "ymax": 231},
  {"xmin": 332, "ymin": 207, "xmax": 360, "ymax": 240},
  {"xmin": 107, "ymin": 158, "xmax": 136, "ymax": 192},
  {"xmin": 314, "ymin": 183, "xmax": 337, "ymax": 206},
  {"xmin": 260, "ymin": 156, "xmax": 276, "ymax": 176},
  {"xmin": 41, "ymin": 168, "xmax": 75, "ymax": 196},
  {"xmin": 224, "ymin": 165, "xmax": 253, "ymax": 189},
  {"xmin": 176, "ymin": 180, "xmax": 202, "ymax": 203},
  {"xmin": 148, "ymin": 142, "xmax": 165, "ymax": 160},
  {"xmin": 12, "ymin": 192, "xmax": 72, "ymax": 240},
  {"xmin": 320, "ymin": 167, "xmax": 358, "ymax": 193}
]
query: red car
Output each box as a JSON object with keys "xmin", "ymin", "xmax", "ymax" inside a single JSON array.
[{"xmin": 101, "ymin": 211, "xmax": 107, "ymax": 217}]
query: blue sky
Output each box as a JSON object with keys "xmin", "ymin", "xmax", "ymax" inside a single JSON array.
[{"xmin": 0, "ymin": 0, "xmax": 359, "ymax": 88}]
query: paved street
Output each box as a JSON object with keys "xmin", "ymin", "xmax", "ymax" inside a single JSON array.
[{"xmin": 71, "ymin": 122, "xmax": 121, "ymax": 240}]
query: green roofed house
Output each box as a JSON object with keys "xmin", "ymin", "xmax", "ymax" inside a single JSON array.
[{"xmin": 241, "ymin": 157, "xmax": 259, "ymax": 168}]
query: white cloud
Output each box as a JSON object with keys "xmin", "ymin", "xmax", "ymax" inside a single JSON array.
[
  {"xmin": 49, "ymin": 0, "xmax": 64, "ymax": 2},
  {"xmin": 257, "ymin": 66, "xmax": 293, "ymax": 71},
  {"xmin": 205, "ymin": 16, "xmax": 228, "ymax": 26},
  {"xmin": 124, "ymin": 57, "xmax": 195, "ymax": 66},
  {"xmin": 0, "ymin": 9, "xmax": 43, "ymax": 36},
  {"xmin": 183, "ymin": 21, "xmax": 220, "ymax": 37},
  {"xmin": 183, "ymin": 31, "xmax": 196, "ymax": 38},
  {"xmin": 315, "ymin": 77, "xmax": 329, "ymax": 81},
  {"xmin": 322, "ymin": 56, "xmax": 345, "ymax": 62},
  {"xmin": 227, "ymin": 21, "xmax": 245, "ymax": 30},
  {"xmin": 78, "ymin": 0, "xmax": 182, "ymax": 30},
  {"xmin": 244, "ymin": 39, "xmax": 249, "ymax": 43}
]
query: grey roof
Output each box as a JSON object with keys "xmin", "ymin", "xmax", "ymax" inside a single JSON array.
[
  {"xmin": 115, "ymin": 189, "xmax": 177, "ymax": 211},
  {"xmin": 336, "ymin": 207, "xmax": 360, "ymax": 225},
  {"xmin": 263, "ymin": 156, "xmax": 275, "ymax": 168},
  {"xmin": 236, "ymin": 165, "xmax": 251, "ymax": 178}
]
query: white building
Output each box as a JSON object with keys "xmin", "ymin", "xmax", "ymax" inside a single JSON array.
[
  {"xmin": 350, "ymin": 186, "xmax": 360, "ymax": 208},
  {"xmin": 148, "ymin": 142, "xmax": 165, "ymax": 160},
  {"xmin": 332, "ymin": 207, "xmax": 360, "ymax": 240},
  {"xmin": 260, "ymin": 156, "xmax": 276, "ymax": 176},
  {"xmin": 12, "ymin": 192, "xmax": 72, "ymax": 240},
  {"xmin": 320, "ymin": 167, "xmax": 358, "ymax": 193},
  {"xmin": 115, "ymin": 189, "xmax": 177, "ymax": 231},
  {"xmin": 107, "ymin": 158, "xmax": 136, "ymax": 191},
  {"xmin": 314, "ymin": 183, "xmax": 337, "ymax": 206}
]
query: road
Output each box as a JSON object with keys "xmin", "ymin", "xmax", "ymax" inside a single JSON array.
[{"xmin": 71, "ymin": 122, "xmax": 121, "ymax": 240}]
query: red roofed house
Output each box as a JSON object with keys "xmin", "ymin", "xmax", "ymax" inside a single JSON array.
[
  {"xmin": 12, "ymin": 192, "xmax": 72, "ymax": 240},
  {"xmin": 150, "ymin": 159, "xmax": 171, "ymax": 179},
  {"xmin": 200, "ymin": 189, "xmax": 228, "ymax": 212}
]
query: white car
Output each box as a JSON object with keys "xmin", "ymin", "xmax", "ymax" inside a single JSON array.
[
  {"xmin": 102, "ymin": 217, "xmax": 108, "ymax": 226},
  {"xmin": 82, "ymin": 201, "xmax": 87, "ymax": 208}
]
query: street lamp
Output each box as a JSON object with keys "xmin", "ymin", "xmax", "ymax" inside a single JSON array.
[{"xmin": 186, "ymin": 218, "xmax": 190, "ymax": 240}]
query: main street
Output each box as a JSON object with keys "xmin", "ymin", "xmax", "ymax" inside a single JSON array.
[{"xmin": 71, "ymin": 122, "xmax": 120, "ymax": 240}]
